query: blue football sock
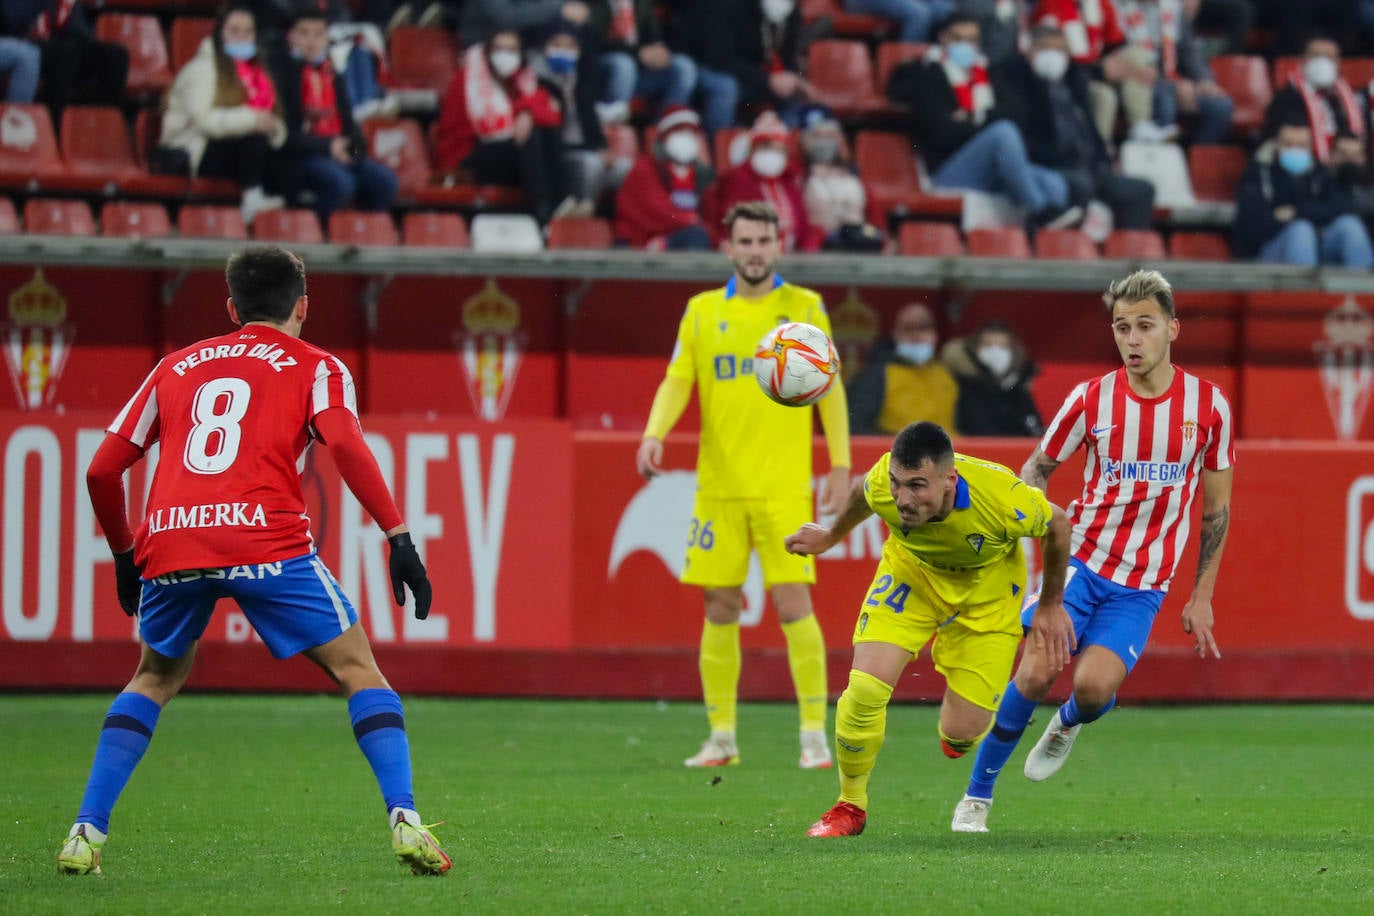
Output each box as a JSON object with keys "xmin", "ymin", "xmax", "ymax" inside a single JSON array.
[
  {"xmin": 348, "ymin": 688, "xmax": 415, "ymax": 813},
  {"xmin": 1059, "ymin": 693, "xmax": 1115, "ymax": 728},
  {"xmin": 76, "ymin": 692, "xmax": 163, "ymax": 834},
  {"xmin": 965, "ymin": 682, "xmax": 1038, "ymax": 801}
]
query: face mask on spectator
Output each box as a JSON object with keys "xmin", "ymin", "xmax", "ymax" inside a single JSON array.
[
  {"xmin": 664, "ymin": 131, "xmax": 699, "ymax": 164},
  {"xmin": 946, "ymin": 41, "xmax": 979, "ymax": 70},
  {"xmin": 1304, "ymin": 56, "xmax": 1338, "ymax": 89},
  {"xmin": 546, "ymin": 48, "xmax": 578, "ymax": 75},
  {"xmin": 762, "ymin": 0, "xmax": 795, "ymax": 24},
  {"xmin": 1279, "ymin": 147, "xmax": 1314, "ymax": 176},
  {"xmin": 290, "ymin": 48, "xmax": 328, "ymax": 66},
  {"xmin": 803, "ymin": 136, "xmax": 840, "ymax": 163},
  {"xmin": 977, "ymin": 344, "xmax": 1014, "ymax": 376},
  {"xmin": 1032, "ymin": 49, "xmax": 1069, "ymax": 82},
  {"xmin": 224, "ymin": 41, "xmax": 257, "ymax": 61},
  {"xmin": 895, "ymin": 341, "xmax": 935, "ymax": 365},
  {"xmin": 490, "ymin": 50, "xmax": 522, "ymax": 78},
  {"xmin": 751, "ymin": 148, "xmax": 788, "ymax": 178}
]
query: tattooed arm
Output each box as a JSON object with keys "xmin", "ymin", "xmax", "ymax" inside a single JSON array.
[
  {"xmin": 1181, "ymin": 467, "xmax": 1233, "ymax": 659},
  {"xmin": 1019, "ymin": 447, "xmax": 1062, "ymax": 491}
]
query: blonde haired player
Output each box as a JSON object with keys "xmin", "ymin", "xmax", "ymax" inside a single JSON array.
[{"xmin": 636, "ymin": 201, "xmax": 852, "ymax": 769}]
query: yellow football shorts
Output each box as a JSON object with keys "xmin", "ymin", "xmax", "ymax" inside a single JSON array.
[
  {"xmin": 680, "ymin": 494, "xmax": 815, "ymax": 588},
  {"xmin": 851, "ymin": 552, "xmax": 1023, "ymax": 710}
]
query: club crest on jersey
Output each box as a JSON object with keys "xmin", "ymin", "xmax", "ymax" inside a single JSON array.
[
  {"xmin": 2, "ymin": 268, "xmax": 73, "ymax": 410},
  {"xmin": 966, "ymin": 534, "xmax": 986, "ymax": 553},
  {"xmin": 456, "ymin": 279, "xmax": 524, "ymax": 422},
  {"xmin": 1180, "ymin": 419, "xmax": 1197, "ymax": 443},
  {"xmin": 1314, "ymin": 296, "xmax": 1374, "ymax": 439}
]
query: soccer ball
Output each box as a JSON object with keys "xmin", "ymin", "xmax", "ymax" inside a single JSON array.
[{"xmin": 753, "ymin": 322, "xmax": 840, "ymax": 407}]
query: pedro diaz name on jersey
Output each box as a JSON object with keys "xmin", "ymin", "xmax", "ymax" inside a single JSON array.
[{"xmin": 169, "ymin": 342, "xmax": 298, "ymax": 377}]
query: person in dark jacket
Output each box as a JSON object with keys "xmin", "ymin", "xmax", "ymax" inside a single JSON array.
[
  {"xmin": 1233, "ymin": 119, "xmax": 1374, "ymax": 267},
  {"xmin": 589, "ymin": 0, "xmax": 697, "ymax": 124},
  {"xmin": 942, "ymin": 321, "xmax": 1045, "ymax": 438},
  {"xmin": 533, "ymin": 17, "xmax": 615, "ymax": 215},
  {"xmin": 995, "ymin": 23, "xmax": 1156, "ymax": 228},
  {"xmin": 274, "ymin": 9, "xmax": 398, "ymax": 223},
  {"xmin": 460, "ymin": 0, "xmax": 591, "ymax": 48},
  {"xmin": 6, "ymin": 0, "xmax": 128, "ymax": 122}
]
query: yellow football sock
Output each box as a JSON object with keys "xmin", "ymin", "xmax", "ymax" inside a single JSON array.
[
  {"xmin": 699, "ymin": 620, "xmax": 741, "ymax": 733},
  {"xmin": 781, "ymin": 614, "xmax": 828, "ymax": 732},
  {"xmin": 834, "ymin": 669, "xmax": 894, "ymax": 811}
]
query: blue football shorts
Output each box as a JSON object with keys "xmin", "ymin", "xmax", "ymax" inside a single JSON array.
[
  {"xmin": 136, "ymin": 551, "xmax": 358, "ymax": 660},
  {"xmin": 1021, "ymin": 557, "xmax": 1165, "ymax": 673}
]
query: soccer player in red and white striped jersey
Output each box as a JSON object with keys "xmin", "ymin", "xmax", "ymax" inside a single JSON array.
[{"xmin": 952, "ymin": 269, "xmax": 1234, "ymax": 833}]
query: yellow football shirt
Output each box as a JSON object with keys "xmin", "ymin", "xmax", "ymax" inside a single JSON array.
[
  {"xmin": 864, "ymin": 452, "xmax": 1052, "ymax": 608},
  {"xmin": 665, "ymin": 277, "xmax": 835, "ymax": 499}
]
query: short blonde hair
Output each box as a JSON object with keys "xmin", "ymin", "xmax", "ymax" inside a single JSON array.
[{"xmin": 1103, "ymin": 269, "xmax": 1175, "ymax": 319}]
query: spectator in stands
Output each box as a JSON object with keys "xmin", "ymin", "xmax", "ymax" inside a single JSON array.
[
  {"xmin": 797, "ymin": 105, "xmax": 886, "ymax": 252},
  {"xmin": 274, "ymin": 9, "xmax": 398, "ymax": 223},
  {"xmin": 997, "ymin": 23, "xmax": 1156, "ymax": 228},
  {"xmin": 942, "ymin": 320, "xmax": 1045, "ymax": 437},
  {"xmin": 460, "ymin": 0, "xmax": 591, "ymax": 48},
  {"xmin": 613, "ymin": 105, "xmax": 713, "ymax": 249},
  {"xmin": 243, "ymin": 0, "xmax": 351, "ymax": 59},
  {"xmin": 533, "ymin": 18, "xmax": 618, "ymax": 215},
  {"xmin": 665, "ymin": 0, "xmax": 815, "ymax": 137},
  {"xmin": 7, "ymin": 0, "xmax": 129, "ymax": 122},
  {"xmin": 1250, "ymin": 0, "xmax": 1359, "ymax": 57},
  {"xmin": 844, "ymin": 0, "xmax": 957, "ymax": 43},
  {"xmin": 1264, "ymin": 36, "xmax": 1368, "ymax": 169},
  {"xmin": 1113, "ymin": 0, "xmax": 1233, "ymax": 144},
  {"xmin": 716, "ymin": 111, "xmax": 821, "ymax": 251},
  {"xmin": 0, "ymin": 37, "xmax": 40, "ymax": 103},
  {"xmin": 887, "ymin": 13, "xmax": 1081, "ymax": 229},
  {"xmin": 1233, "ymin": 120, "xmax": 1374, "ymax": 269},
  {"xmin": 1187, "ymin": 0, "xmax": 1251, "ymax": 55},
  {"xmin": 849, "ymin": 302, "xmax": 959, "ymax": 436},
  {"xmin": 435, "ymin": 29, "xmax": 570, "ymax": 224},
  {"xmin": 159, "ymin": 5, "xmax": 288, "ymax": 227},
  {"xmin": 590, "ymin": 0, "xmax": 697, "ymax": 125},
  {"xmin": 961, "ymin": 0, "xmax": 1032, "ymax": 66}
]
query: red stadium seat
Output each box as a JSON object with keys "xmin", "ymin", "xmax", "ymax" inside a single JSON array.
[
  {"xmin": 60, "ymin": 107, "xmax": 141, "ymax": 182},
  {"xmin": 97, "ymin": 14, "xmax": 172, "ymax": 97},
  {"xmin": 170, "ymin": 17, "xmax": 214, "ymax": 73},
  {"xmin": 1209, "ymin": 55, "xmax": 1272, "ymax": 133},
  {"xmin": 252, "ymin": 208, "xmax": 323, "ymax": 243},
  {"xmin": 966, "ymin": 226, "xmax": 1030, "ymax": 258},
  {"xmin": 178, "ymin": 204, "xmax": 248, "ymax": 239},
  {"xmin": 875, "ymin": 42, "xmax": 927, "ymax": 96},
  {"xmin": 1103, "ymin": 229, "xmax": 1166, "ymax": 260},
  {"xmin": 800, "ymin": 0, "xmax": 892, "ymax": 39},
  {"xmin": 1035, "ymin": 229, "xmax": 1099, "ymax": 260},
  {"xmin": 388, "ymin": 27, "xmax": 459, "ymax": 94},
  {"xmin": 854, "ymin": 130, "xmax": 920, "ymax": 210},
  {"xmin": 328, "ymin": 210, "xmax": 399, "ymax": 246},
  {"xmin": 1188, "ymin": 144, "xmax": 1248, "ymax": 202},
  {"xmin": 1271, "ymin": 55, "xmax": 1302, "ymax": 89},
  {"xmin": 898, "ymin": 221, "xmax": 963, "ymax": 256},
  {"xmin": 0, "ymin": 197, "xmax": 16, "ymax": 233},
  {"xmin": 546, "ymin": 216, "xmax": 613, "ymax": 249},
  {"xmin": 1169, "ymin": 231, "xmax": 1231, "ymax": 261},
  {"xmin": 101, "ymin": 201, "xmax": 172, "ymax": 238},
  {"xmin": 402, "ymin": 211, "xmax": 469, "ymax": 247},
  {"xmin": 805, "ymin": 40, "xmax": 881, "ymax": 117},
  {"xmin": 1341, "ymin": 57, "xmax": 1374, "ymax": 89},
  {"xmin": 362, "ymin": 118, "xmax": 430, "ymax": 195},
  {"xmin": 23, "ymin": 198, "xmax": 95, "ymax": 236},
  {"xmin": 0, "ymin": 104, "xmax": 66, "ymax": 184}
]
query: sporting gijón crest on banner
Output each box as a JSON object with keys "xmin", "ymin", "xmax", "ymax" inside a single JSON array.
[
  {"xmin": 455, "ymin": 278, "xmax": 524, "ymax": 421},
  {"xmin": 3, "ymin": 269, "xmax": 73, "ymax": 410},
  {"xmin": 1315, "ymin": 296, "xmax": 1374, "ymax": 440}
]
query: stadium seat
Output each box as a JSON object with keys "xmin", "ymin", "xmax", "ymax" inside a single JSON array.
[
  {"xmin": 854, "ymin": 130, "xmax": 961, "ymax": 218},
  {"xmin": 0, "ymin": 103, "xmax": 66, "ymax": 185},
  {"xmin": 875, "ymin": 41, "xmax": 928, "ymax": 96},
  {"xmin": 1271, "ymin": 55, "xmax": 1302, "ymax": 89},
  {"xmin": 177, "ymin": 204, "xmax": 248, "ymax": 239},
  {"xmin": 546, "ymin": 216, "xmax": 613, "ymax": 249},
  {"xmin": 60, "ymin": 107, "xmax": 141, "ymax": 182},
  {"xmin": 1341, "ymin": 57, "xmax": 1374, "ymax": 89},
  {"xmin": 1209, "ymin": 55, "xmax": 1272, "ymax": 133},
  {"xmin": 170, "ymin": 17, "xmax": 214, "ymax": 73},
  {"xmin": 898, "ymin": 221, "xmax": 963, "ymax": 256},
  {"xmin": 470, "ymin": 213, "xmax": 542, "ymax": 252},
  {"xmin": 362, "ymin": 118, "xmax": 430, "ymax": 195},
  {"xmin": 0, "ymin": 197, "xmax": 16, "ymax": 233},
  {"xmin": 966, "ymin": 226, "xmax": 1030, "ymax": 258},
  {"xmin": 388, "ymin": 27, "xmax": 459, "ymax": 96},
  {"xmin": 101, "ymin": 201, "xmax": 171, "ymax": 238},
  {"xmin": 97, "ymin": 13, "xmax": 172, "ymax": 97},
  {"xmin": 23, "ymin": 198, "xmax": 95, "ymax": 236},
  {"xmin": 328, "ymin": 210, "xmax": 399, "ymax": 246},
  {"xmin": 800, "ymin": 0, "xmax": 892, "ymax": 39},
  {"xmin": 1169, "ymin": 231, "xmax": 1231, "ymax": 261},
  {"xmin": 1035, "ymin": 229, "xmax": 1099, "ymax": 260},
  {"xmin": 1119, "ymin": 140, "xmax": 1195, "ymax": 208},
  {"xmin": 1103, "ymin": 229, "xmax": 1166, "ymax": 260},
  {"xmin": 1188, "ymin": 144, "xmax": 1248, "ymax": 203},
  {"xmin": 252, "ymin": 208, "xmax": 323, "ymax": 243},
  {"xmin": 402, "ymin": 211, "xmax": 469, "ymax": 248},
  {"xmin": 805, "ymin": 40, "xmax": 882, "ymax": 117}
]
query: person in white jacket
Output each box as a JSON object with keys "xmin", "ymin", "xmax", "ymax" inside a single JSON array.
[{"xmin": 159, "ymin": 5, "xmax": 288, "ymax": 225}]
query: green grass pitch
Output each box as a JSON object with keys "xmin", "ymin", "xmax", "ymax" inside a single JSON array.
[{"xmin": 2, "ymin": 695, "xmax": 1371, "ymax": 914}]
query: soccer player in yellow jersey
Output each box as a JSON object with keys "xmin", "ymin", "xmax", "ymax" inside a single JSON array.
[
  {"xmin": 636, "ymin": 201, "xmax": 852, "ymax": 770},
  {"xmin": 786, "ymin": 421, "xmax": 1076, "ymax": 837}
]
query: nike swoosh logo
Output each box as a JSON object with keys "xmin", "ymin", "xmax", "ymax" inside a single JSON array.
[
  {"xmin": 1128, "ymin": 645, "xmax": 1139, "ymax": 661},
  {"xmin": 1091, "ymin": 424, "xmax": 1116, "ymax": 436},
  {"xmin": 984, "ymin": 768, "xmax": 1001, "ymax": 775}
]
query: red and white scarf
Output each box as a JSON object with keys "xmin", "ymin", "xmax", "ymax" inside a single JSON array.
[
  {"xmin": 608, "ymin": 0, "xmax": 638, "ymax": 45},
  {"xmin": 1119, "ymin": 0, "xmax": 1179, "ymax": 78},
  {"xmin": 926, "ymin": 45, "xmax": 994, "ymax": 125},
  {"xmin": 1034, "ymin": 0, "xmax": 1111, "ymax": 63},
  {"xmin": 29, "ymin": 0, "xmax": 76, "ymax": 40},
  {"xmin": 1292, "ymin": 74, "xmax": 1365, "ymax": 163},
  {"xmin": 462, "ymin": 43, "xmax": 538, "ymax": 142},
  {"xmin": 234, "ymin": 59, "xmax": 277, "ymax": 112},
  {"xmin": 758, "ymin": 177, "xmax": 799, "ymax": 251},
  {"xmin": 301, "ymin": 63, "xmax": 342, "ymax": 138}
]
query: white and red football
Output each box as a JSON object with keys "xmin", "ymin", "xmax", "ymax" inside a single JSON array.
[{"xmin": 753, "ymin": 321, "xmax": 840, "ymax": 407}]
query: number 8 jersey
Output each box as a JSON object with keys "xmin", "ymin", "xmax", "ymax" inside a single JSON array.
[{"xmin": 108, "ymin": 325, "xmax": 357, "ymax": 578}]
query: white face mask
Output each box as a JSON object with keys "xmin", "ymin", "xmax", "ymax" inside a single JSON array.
[
  {"xmin": 663, "ymin": 131, "xmax": 699, "ymax": 164},
  {"xmin": 895, "ymin": 341, "xmax": 935, "ymax": 365},
  {"xmin": 1304, "ymin": 55, "xmax": 1338, "ymax": 89},
  {"xmin": 977, "ymin": 344, "xmax": 1013, "ymax": 376},
  {"xmin": 489, "ymin": 49, "xmax": 522, "ymax": 78},
  {"xmin": 1032, "ymin": 48, "xmax": 1069, "ymax": 82},
  {"xmin": 762, "ymin": 0, "xmax": 795, "ymax": 24},
  {"xmin": 751, "ymin": 147, "xmax": 788, "ymax": 178}
]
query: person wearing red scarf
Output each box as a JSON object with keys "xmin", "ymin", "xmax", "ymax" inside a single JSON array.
[
  {"xmin": 273, "ymin": 9, "xmax": 398, "ymax": 223},
  {"xmin": 715, "ymin": 112, "xmax": 821, "ymax": 252},
  {"xmin": 614, "ymin": 105, "xmax": 714, "ymax": 249}
]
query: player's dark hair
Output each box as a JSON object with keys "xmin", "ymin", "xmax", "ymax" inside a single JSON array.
[
  {"xmin": 723, "ymin": 200, "xmax": 780, "ymax": 239},
  {"xmin": 891, "ymin": 421, "xmax": 954, "ymax": 471},
  {"xmin": 225, "ymin": 246, "xmax": 307, "ymax": 324},
  {"xmin": 1103, "ymin": 269, "xmax": 1175, "ymax": 320}
]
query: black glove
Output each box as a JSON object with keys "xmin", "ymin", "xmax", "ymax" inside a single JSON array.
[
  {"xmin": 388, "ymin": 532, "xmax": 433, "ymax": 620},
  {"xmin": 113, "ymin": 549, "xmax": 143, "ymax": 617}
]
